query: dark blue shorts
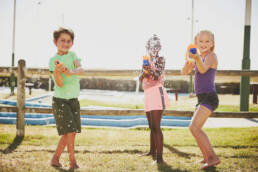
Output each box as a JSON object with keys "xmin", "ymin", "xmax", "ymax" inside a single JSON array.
[{"xmin": 196, "ymin": 92, "xmax": 219, "ymax": 112}]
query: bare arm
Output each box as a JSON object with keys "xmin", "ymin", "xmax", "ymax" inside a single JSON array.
[
  {"xmin": 64, "ymin": 59, "xmax": 84, "ymax": 76},
  {"xmin": 181, "ymin": 62, "xmax": 195, "ymax": 75},
  {"xmin": 147, "ymin": 56, "xmax": 165, "ymax": 80},
  {"xmin": 139, "ymin": 70, "xmax": 150, "ymax": 82},
  {"xmin": 181, "ymin": 51, "xmax": 195, "ymax": 75},
  {"xmin": 194, "ymin": 53, "xmax": 217, "ymax": 74},
  {"xmin": 53, "ymin": 65, "xmax": 64, "ymax": 87}
]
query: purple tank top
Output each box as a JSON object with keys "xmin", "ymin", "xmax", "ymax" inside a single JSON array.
[{"xmin": 194, "ymin": 64, "xmax": 216, "ymax": 94}]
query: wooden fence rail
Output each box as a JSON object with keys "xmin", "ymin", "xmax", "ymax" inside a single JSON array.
[
  {"xmin": 1, "ymin": 59, "xmax": 258, "ymax": 153},
  {"xmin": 1, "ymin": 105, "xmax": 258, "ymax": 118},
  {"xmin": 1, "ymin": 66, "xmax": 258, "ymax": 78}
]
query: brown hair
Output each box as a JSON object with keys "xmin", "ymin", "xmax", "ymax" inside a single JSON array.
[
  {"xmin": 53, "ymin": 27, "xmax": 74, "ymax": 41},
  {"xmin": 195, "ymin": 30, "xmax": 215, "ymax": 52}
]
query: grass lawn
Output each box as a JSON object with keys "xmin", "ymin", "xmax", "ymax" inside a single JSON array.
[
  {"xmin": 80, "ymin": 99, "xmax": 258, "ymax": 112},
  {"xmin": 0, "ymin": 124, "xmax": 258, "ymax": 172}
]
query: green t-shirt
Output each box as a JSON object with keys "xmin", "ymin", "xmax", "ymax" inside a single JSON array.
[{"xmin": 49, "ymin": 51, "xmax": 81, "ymax": 99}]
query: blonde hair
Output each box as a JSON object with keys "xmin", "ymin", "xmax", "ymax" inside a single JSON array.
[{"xmin": 194, "ymin": 30, "xmax": 215, "ymax": 52}]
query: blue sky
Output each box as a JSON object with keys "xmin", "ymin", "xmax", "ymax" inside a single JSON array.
[{"xmin": 0, "ymin": 0, "xmax": 257, "ymax": 70}]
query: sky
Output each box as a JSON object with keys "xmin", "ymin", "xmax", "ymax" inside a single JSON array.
[{"xmin": 0, "ymin": 0, "xmax": 258, "ymax": 70}]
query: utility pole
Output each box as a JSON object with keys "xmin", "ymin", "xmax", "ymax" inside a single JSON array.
[
  {"xmin": 10, "ymin": 0, "xmax": 17, "ymax": 95},
  {"xmin": 188, "ymin": 0, "xmax": 195, "ymax": 94},
  {"xmin": 240, "ymin": 0, "xmax": 252, "ymax": 111}
]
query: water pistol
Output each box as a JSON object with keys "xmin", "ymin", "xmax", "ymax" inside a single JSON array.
[
  {"xmin": 143, "ymin": 55, "xmax": 150, "ymax": 66},
  {"xmin": 143, "ymin": 55, "xmax": 150, "ymax": 73},
  {"xmin": 142, "ymin": 55, "xmax": 150, "ymax": 80},
  {"xmin": 186, "ymin": 44, "xmax": 197, "ymax": 64},
  {"xmin": 185, "ymin": 44, "xmax": 197, "ymax": 73},
  {"xmin": 55, "ymin": 60, "xmax": 67, "ymax": 72},
  {"xmin": 188, "ymin": 44, "xmax": 197, "ymax": 55}
]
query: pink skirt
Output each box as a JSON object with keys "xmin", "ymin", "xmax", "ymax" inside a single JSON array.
[{"xmin": 144, "ymin": 84, "xmax": 170, "ymax": 112}]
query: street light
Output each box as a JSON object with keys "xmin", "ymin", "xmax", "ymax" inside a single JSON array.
[
  {"xmin": 240, "ymin": 0, "xmax": 252, "ymax": 111},
  {"xmin": 10, "ymin": 0, "xmax": 17, "ymax": 96},
  {"xmin": 188, "ymin": 0, "xmax": 195, "ymax": 95}
]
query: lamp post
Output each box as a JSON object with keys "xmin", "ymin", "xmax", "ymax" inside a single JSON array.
[
  {"xmin": 10, "ymin": 0, "xmax": 17, "ymax": 96},
  {"xmin": 188, "ymin": 0, "xmax": 195, "ymax": 94},
  {"xmin": 240, "ymin": 0, "xmax": 252, "ymax": 111}
]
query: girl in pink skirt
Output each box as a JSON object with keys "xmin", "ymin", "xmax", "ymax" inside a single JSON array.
[{"xmin": 139, "ymin": 34, "xmax": 170, "ymax": 164}]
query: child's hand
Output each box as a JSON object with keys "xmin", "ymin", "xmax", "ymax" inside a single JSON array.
[
  {"xmin": 142, "ymin": 64, "xmax": 151, "ymax": 71},
  {"xmin": 63, "ymin": 68, "xmax": 74, "ymax": 76},
  {"xmin": 188, "ymin": 61, "xmax": 195, "ymax": 68},
  {"xmin": 139, "ymin": 71, "xmax": 149, "ymax": 82},
  {"xmin": 142, "ymin": 70, "xmax": 150, "ymax": 80},
  {"xmin": 189, "ymin": 51, "xmax": 199, "ymax": 60},
  {"xmin": 143, "ymin": 71, "xmax": 150, "ymax": 78},
  {"xmin": 55, "ymin": 63, "xmax": 65, "ymax": 73}
]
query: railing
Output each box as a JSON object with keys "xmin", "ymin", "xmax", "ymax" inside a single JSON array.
[
  {"xmin": 1, "ymin": 59, "xmax": 258, "ymax": 153},
  {"xmin": 1, "ymin": 106, "xmax": 258, "ymax": 118},
  {"xmin": 1, "ymin": 66, "xmax": 258, "ymax": 78}
]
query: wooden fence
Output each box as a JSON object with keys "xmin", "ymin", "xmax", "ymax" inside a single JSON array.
[
  {"xmin": 1, "ymin": 66, "xmax": 258, "ymax": 78},
  {"xmin": 1, "ymin": 59, "xmax": 258, "ymax": 153}
]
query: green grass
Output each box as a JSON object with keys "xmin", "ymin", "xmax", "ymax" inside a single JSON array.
[
  {"xmin": 216, "ymin": 105, "xmax": 258, "ymax": 112},
  {"xmin": 80, "ymin": 99, "xmax": 258, "ymax": 112},
  {"xmin": 0, "ymin": 125, "xmax": 258, "ymax": 172}
]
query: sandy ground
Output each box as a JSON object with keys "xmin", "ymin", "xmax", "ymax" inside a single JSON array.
[{"xmin": 204, "ymin": 117, "xmax": 258, "ymax": 128}]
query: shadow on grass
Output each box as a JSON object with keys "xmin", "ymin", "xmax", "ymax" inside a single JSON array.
[
  {"xmin": 224, "ymin": 155, "xmax": 258, "ymax": 159},
  {"xmin": 2, "ymin": 135, "xmax": 24, "ymax": 154},
  {"xmin": 8, "ymin": 148, "xmax": 145, "ymax": 155},
  {"xmin": 213, "ymin": 145, "xmax": 258, "ymax": 149},
  {"xmin": 168, "ymin": 144, "xmax": 258, "ymax": 149},
  {"xmin": 164, "ymin": 144, "xmax": 257, "ymax": 159},
  {"xmin": 164, "ymin": 144, "xmax": 199, "ymax": 158},
  {"xmin": 52, "ymin": 166, "xmax": 75, "ymax": 172},
  {"xmin": 202, "ymin": 166, "xmax": 220, "ymax": 172},
  {"xmin": 17, "ymin": 148, "xmax": 257, "ymax": 160},
  {"xmin": 157, "ymin": 162, "xmax": 189, "ymax": 172},
  {"xmin": 87, "ymin": 149, "xmax": 145, "ymax": 154}
]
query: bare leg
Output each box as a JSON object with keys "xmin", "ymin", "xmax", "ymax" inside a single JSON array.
[
  {"xmin": 191, "ymin": 106, "xmax": 208, "ymax": 163},
  {"xmin": 148, "ymin": 112, "xmax": 156, "ymax": 155},
  {"xmin": 145, "ymin": 112, "xmax": 156, "ymax": 156},
  {"xmin": 195, "ymin": 134, "xmax": 208, "ymax": 163},
  {"xmin": 66, "ymin": 132, "xmax": 79, "ymax": 169},
  {"xmin": 150, "ymin": 110, "xmax": 163, "ymax": 163},
  {"xmin": 51, "ymin": 135, "xmax": 67, "ymax": 167},
  {"xmin": 189, "ymin": 105, "xmax": 220, "ymax": 169},
  {"xmin": 140, "ymin": 112, "xmax": 156, "ymax": 156}
]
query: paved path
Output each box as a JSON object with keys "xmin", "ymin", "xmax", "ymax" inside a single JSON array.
[{"xmin": 204, "ymin": 117, "xmax": 258, "ymax": 128}]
